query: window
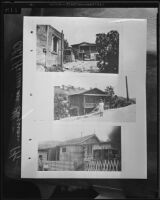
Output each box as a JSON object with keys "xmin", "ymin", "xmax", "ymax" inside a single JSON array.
[
  {"xmin": 51, "ymin": 36, "xmax": 59, "ymax": 53},
  {"xmin": 62, "ymin": 147, "xmax": 66, "ymax": 152}
]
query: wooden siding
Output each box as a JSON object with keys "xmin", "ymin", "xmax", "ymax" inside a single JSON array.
[
  {"xmin": 69, "ymin": 88, "xmax": 107, "ymax": 115},
  {"xmin": 59, "ymin": 145, "xmax": 84, "ymax": 167},
  {"xmin": 69, "ymin": 95, "xmax": 84, "ymax": 115}
]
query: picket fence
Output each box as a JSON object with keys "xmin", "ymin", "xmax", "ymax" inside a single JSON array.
[{"xmin": 84, "ymin": 159, "xmax": 121, "ymax": 171}]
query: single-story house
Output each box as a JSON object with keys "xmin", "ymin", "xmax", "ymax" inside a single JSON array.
[
  {"xmin": 36, "ymin": 25, "xmax": 64, "ymax": 70},
  {"xmin": 71, "ymin": 42, "xmax": 98, "ymax": 61},
  {"xmin": 68, "ymin": 88, "xmax": 109, "ymax": 116},
  {"xmin": 38, "ymin": 134, "xmax": 120, "ymax": 171}
]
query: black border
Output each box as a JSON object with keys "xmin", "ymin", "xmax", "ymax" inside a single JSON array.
[{"xmin": 1, "ymin": 1, "xmax": 159, "ymax": 199}]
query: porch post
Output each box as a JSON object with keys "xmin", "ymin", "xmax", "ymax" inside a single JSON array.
[
  {"xmin": 61, "ymin": 30, "xmax": 64, "ymax": 70},
  {"xmin": 83, "ymin": 95, "xmax": 86, "ymax": 115}
]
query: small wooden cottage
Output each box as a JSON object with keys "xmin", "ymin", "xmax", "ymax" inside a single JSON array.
[
  {"xmin": 58, "ymin": 134, "xmax": 100, "ymax": 168},
  {"xmin": 36, "ymin": 25, "xmax": 64, "ymax": 71},
  {"xmin": 71, "ymin": 42, "xmax": 98, "ymax": 60},
  {"xmin": 68, "ymin": 88, "xmax": 109, "ymax": 116},
  {"xmin": 38, "ymin": 134, "xmax": 120, "ymax": 171}
]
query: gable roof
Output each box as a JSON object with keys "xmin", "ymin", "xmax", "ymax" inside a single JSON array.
[
  {"xmin": 59, "ymin": 134, "xmax": 100, "ymax": 146},
  {"xmin": 68, "ymin": 88, "xmax": 108, "ymax": 96}
]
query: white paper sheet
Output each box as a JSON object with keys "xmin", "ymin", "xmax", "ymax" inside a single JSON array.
[{"xmin": 22, "ymin": 17, "xmax": 147, "ymax": 178}]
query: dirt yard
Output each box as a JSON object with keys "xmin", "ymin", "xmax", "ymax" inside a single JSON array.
[{"xmin": 63, "ymin": 60, "xmax": 99, "ymax": 73}]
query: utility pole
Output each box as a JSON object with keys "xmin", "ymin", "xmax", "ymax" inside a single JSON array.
[
  {"xmin": 61, "ymin": 30, "xmax": 64, "ymax": 70},
  {"xmin": 125, "ymin": 76, "xmax": 129, "ymax": 101}
]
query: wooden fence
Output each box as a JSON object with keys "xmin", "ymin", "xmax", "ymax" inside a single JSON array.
[
  {"xmin": 84, "ymin": 159, "xmax": 121, "ymax": 171},
  {"xmin": 43, "ymin": 160, "xmax": 75, "ymax": 171}
]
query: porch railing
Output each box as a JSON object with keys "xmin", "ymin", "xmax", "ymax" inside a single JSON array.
[
  {"xmin": 84, "ymin": 103, "xmax": 96, "ymax": 108},
  {"xmin": 84, "ymin": 159, "xmax": 121, "ymax": 171}
]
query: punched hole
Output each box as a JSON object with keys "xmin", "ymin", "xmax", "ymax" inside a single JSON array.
[
  {"xmin": 28, "ymin": 157, "xmax": 31, "ymax": 160},
  {"xmin": 30, "ymin": 31, "xmax": 33, "ymax": 34},
  {"xmin": 29, "ymin": 138, "xmax": 32, "ymax": 141}
]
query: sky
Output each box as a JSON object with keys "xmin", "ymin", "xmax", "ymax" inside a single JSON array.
[
  {"xmin": 37, "ymin": 122, "xmax": 120, "ymax": 142},
  {"xmin": 51, "ymin": 71, "xmax": 136, "ymax": 98},
  {"xmin": 37, "ymin": 17, "xmax": 121, "ymax": 45},
  {"xmin": 35, "ymin": 8, "xmax": 157, "ymax": 51}
]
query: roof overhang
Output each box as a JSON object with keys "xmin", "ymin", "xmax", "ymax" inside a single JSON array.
[{"xmin": 83, "ymin": 94, "xmax": 109, "ymax": 97}]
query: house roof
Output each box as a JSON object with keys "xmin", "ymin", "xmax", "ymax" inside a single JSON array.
[
  {"xmin": 68, "ymin": 88, "xmax": 108, "ymax": 96},
  {"xmin": 59, "ymin": 134, "xmax": 100, "ymax": 146},
  {"xmin": 71, "ymin": 42, "xmax": 96, "ymax": 47},
  {"xmin": 38, "ymin": 141, "xmax": 60, "ymax": 150}
]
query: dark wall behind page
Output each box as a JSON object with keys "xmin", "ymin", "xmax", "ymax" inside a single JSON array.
[{"xmin": 3, "ymin": 7, "xmax": 158, "ymax": 199}]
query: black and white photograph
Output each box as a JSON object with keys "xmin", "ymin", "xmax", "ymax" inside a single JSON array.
[
  {"xmin": 38, "ymin": 125, "xmax": 121, "ymax": 171},
  {"xmin": 22, "ymin": 17, "xmax": 147, "ymax": 179},
  {"xmin": 36, "ymin": 18, "xmax": 119, "ymax": 73},
  {"xmin": 53, "ymin": 75, "xmax": 136, "ymax": 122}
]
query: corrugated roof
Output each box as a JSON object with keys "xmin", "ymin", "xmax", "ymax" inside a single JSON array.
[{"xmin": 59, "ymin": 134, "xmax": 100, "ymax": 146}]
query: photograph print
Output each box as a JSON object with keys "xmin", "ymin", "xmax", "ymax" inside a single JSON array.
[
  {"xmin": 53, "ymin": 74, "xmax": 136, "ymax": 122},
  {"xmin": 38, "ymin": 125, "xmax": 121, "ymax": 172},
  {"xmin": 36, "ymin": 18, "xmax": 119, "ymax": 73}
]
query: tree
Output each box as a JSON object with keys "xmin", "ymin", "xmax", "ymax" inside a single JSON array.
[
  {"xmin": 54, "ymin": 94, "xmax": 69, "ymax": 120},
  {"xmin": 96, "ymin": 30, "xmax": 119, "ymax": 73},
  {"xmin": 105, "ymin": 86, "xmax": 115, "ymax": 97},
  {"xmin": 104, "ymin": 86, "xmax": 115, "ymax": 108},
  {"xmin": 108, "ymin": 126, "xmax": 121, "ymax": 167},
  {"xmin": 108, "ymin": 126, "xmax": 121, "ymax": 151}
]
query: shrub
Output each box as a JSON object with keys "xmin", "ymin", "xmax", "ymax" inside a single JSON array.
[{"xmin": 96, "ymin": 31, "xmax": 119, "ymax": 73}]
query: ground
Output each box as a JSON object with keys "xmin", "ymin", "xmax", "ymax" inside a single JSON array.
[
  {"xmin": 61, "ymin": 104, "xmax": 136, "ymax": 122},
  {"xmin": 36, "ymin": 60, "xmax": 99, "ymax": 72},
  {"xmin": 63, "ymin": 60, "xmax": 99, "ymax": 73}
]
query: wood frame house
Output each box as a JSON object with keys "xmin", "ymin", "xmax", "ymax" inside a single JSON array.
[
  {"xmin": 36, "ymin": 25, "xmax": 64, "ymax": 70},
  {"xmin": 38, "ymin": 134, "xmax": 120, "ymax": 171},
  {"xmin": 58, "ymin": 134, "xmax": 100, "ymax": 168},
  {"xmin": 68, "ymin": 88, "xmax": 109, "ymax": 116},
  {"xmin": 71, "ymin": 42, "xmax": 98, "ymax": 61}
]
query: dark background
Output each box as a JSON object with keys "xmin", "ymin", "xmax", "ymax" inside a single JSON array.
[{"xmin": 1, "ymin": 3, "xmax": 158, "ymax": 199}]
